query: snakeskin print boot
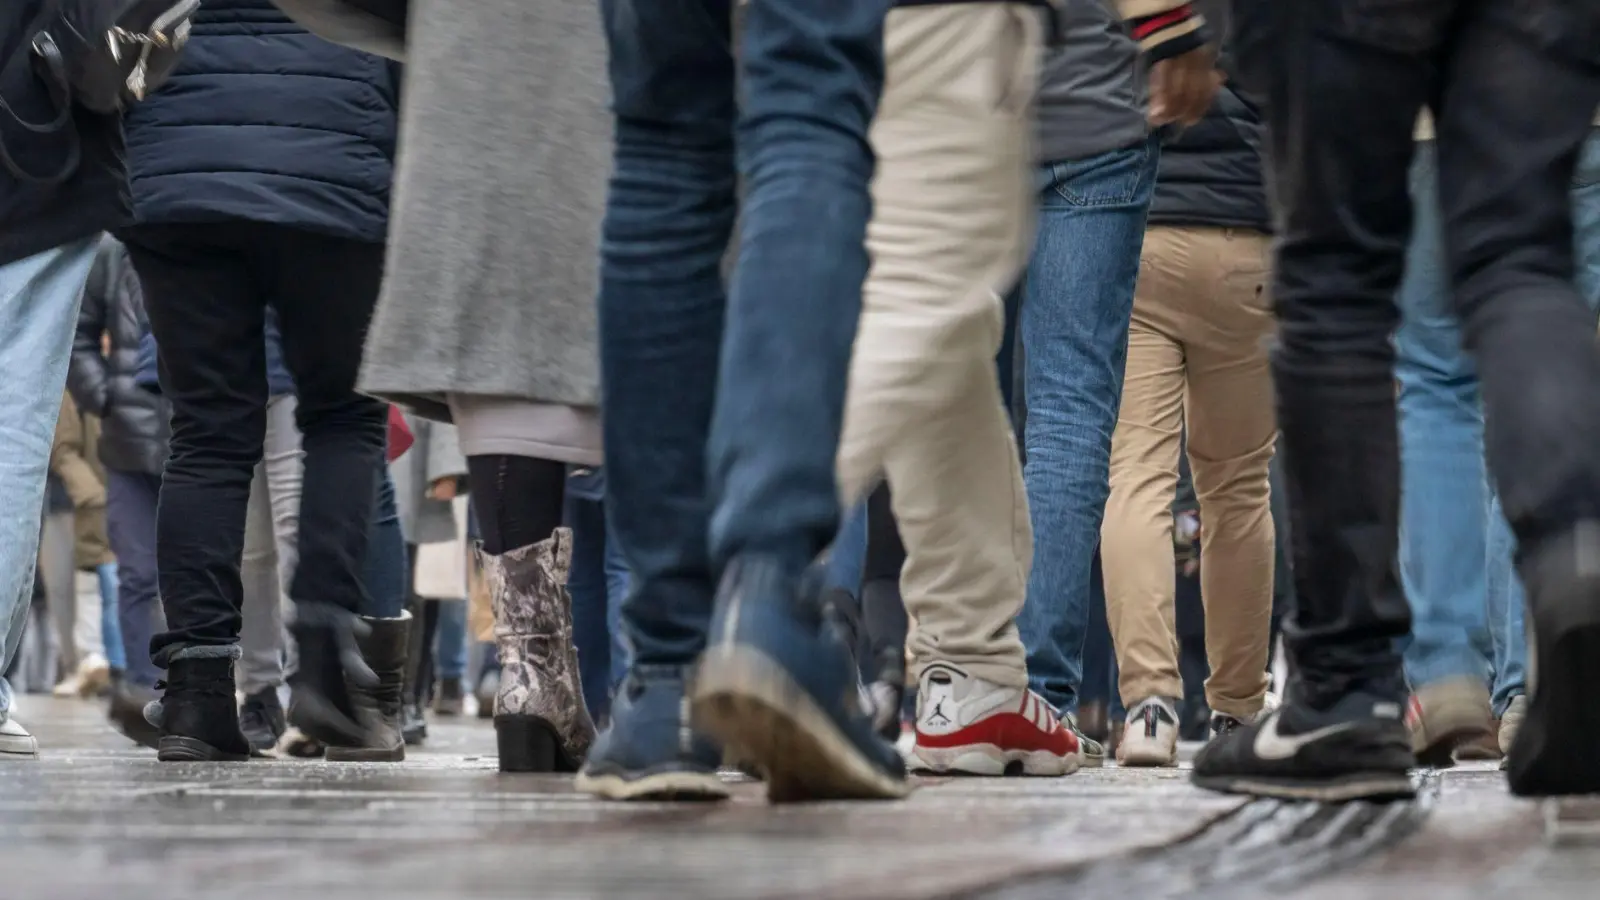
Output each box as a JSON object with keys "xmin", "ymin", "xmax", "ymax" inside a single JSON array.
[{"xmin": 482, "ymin": 529, "xmax": 595, "ymax": 772}]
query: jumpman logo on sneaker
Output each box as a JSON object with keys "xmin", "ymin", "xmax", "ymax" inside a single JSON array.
[{"xmin": 925, "ymin": 699, "xmax": 951, "ymax": 727}]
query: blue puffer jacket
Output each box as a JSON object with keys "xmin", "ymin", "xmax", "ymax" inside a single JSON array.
[{"xmin": 122, "ymin": 0, "xmax": 400, "ymax": 243}]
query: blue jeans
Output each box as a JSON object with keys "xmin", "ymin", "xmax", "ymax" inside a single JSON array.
[
  {"xmin": 434, "ymin": 600, "xmax": 468, "ymax": 680},
  {"xmin": 823, "ymin": 503, "xmax": 869, "ymax": 596},
  {"xmin": 0, "ymin": 239, "xmax": 99, "ymax": 723},
  {"xmin": 1397, "ymin": 133, "xmax": 1600, "ymax": 713},
  {"xmin": 361, "ymin": 468, "xmax": 407, "ymax": 619},
  {"xmin": 95, "ymin": 562, "xmax": 126, "ymax": 671},
  {"xmin": 599, "ymin": 0, "xmax": 887, "ymax": 667},
  {"xmin": 566, "ymin": 466, "xmax": 631, "ymax": 718},
  {"xmin": 107, "ymin": 468, "xmax": 164, "ymax": 687},
  {"xmin": 1013, "ymin": 138, "xmax": 1159, "ymax": 716}
]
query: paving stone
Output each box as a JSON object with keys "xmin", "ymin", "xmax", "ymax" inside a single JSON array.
[{"xmin": 0, "ymin": 698, "xmax": 1240, "ymax": 900}]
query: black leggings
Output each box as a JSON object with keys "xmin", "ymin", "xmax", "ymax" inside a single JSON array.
[{"xmin": 467, "ymin": 454, "xmax": 567, "ymax": 555}]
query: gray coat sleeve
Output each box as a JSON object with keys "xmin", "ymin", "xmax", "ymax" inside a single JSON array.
[{"xmin": 424, "ymin": 422, "xmax": 467, "ymax": 486}]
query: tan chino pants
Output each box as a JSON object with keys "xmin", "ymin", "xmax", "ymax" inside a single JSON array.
[{"xmin": 1101, "ymin": 226, "xmax": 1276, "ymax": 719}]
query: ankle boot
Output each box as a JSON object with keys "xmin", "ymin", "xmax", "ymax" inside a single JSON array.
[
  {"xmin": 482, "ymin": 529, "xmax": 595, "ymax": 772},
  {"xmin": 326, "ymin": 612, "xmax": 411, "ymax": 762},
  {"xmin": 287, "ymin": 603, "xmax": 375, "ymax": 748},
  {"xmin": 149, "ymin": 656, "xmax": 251, "ymax": 762}
]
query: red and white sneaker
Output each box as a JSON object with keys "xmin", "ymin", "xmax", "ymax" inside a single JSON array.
[{"xmin": 907, "ymin": 662, "xmax": 1080, "ymax": 776}]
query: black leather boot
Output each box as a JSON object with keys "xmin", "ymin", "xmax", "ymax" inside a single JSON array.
[
  {"xmin": 288, "ymin": 603, "xmax": 374, "ymax": 748},
  {"xmin": 327, "ymin": 612, "xmax": 411, "ymax": 762},
  {"xmin": 150, "ymin": 657, "xmax": 251, "ymax": 762}
]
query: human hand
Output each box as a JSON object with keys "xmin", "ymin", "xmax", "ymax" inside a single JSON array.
[
  {"xmin": 427, "ymin": 477, "xmax": 459, "ymax": 501},
  {"xmin": 1149, "ymin": 46, "xmax": 1222, "ymax": 127}
]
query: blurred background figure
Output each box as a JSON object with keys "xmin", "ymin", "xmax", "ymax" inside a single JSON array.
[
  {"xmin": 48, "ymin": 392, "xmax": 123, "ymax": 698},
  {"xmin": 67, "ymin": 236, "xmax": 169, "ymax": 743}
]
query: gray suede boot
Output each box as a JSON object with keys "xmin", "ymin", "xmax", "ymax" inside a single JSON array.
[{"xmin": 482, "ymin": 529, "xmax": 595, "ymax": 772}]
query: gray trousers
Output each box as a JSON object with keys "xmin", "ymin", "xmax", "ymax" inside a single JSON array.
[{"xmin": 237, "ymin": 396, "xmax": 303, "ymax": 695}]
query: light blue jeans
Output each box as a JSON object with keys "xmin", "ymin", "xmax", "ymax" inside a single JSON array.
[
  {"xmin": 1397, "ymin": 132, "xmax": 1600, "ymax": 715},
  {"xmin": 95, "ymin": 562, "xmax": 126, "ymax": 671},
  {"xmin": 0, "ymin": 238, "xmax": 100, "ymax": 723},
  {"xmin": 1015, "ymin": 137, "xmax": 1160, "ymax": 716}
]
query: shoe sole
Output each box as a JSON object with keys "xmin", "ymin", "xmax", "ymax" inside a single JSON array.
[
  {"xmin": 0, "ymin": 736, "xmax": 38, "ymax": 759},
  {"xmin": 156, "ymin": 736, "xmax": 250, "ymax": 762},
  {"xmin": 574, "ymin": 769, "xmax": 731, "ymax": 801},
  {"xmin": 1507, "ymin": 593, "xmax": 1600, "ymax": 795},
  {"xmin": 496, "ymin": 714, "xmax": 581, "ymax": 773},
  {"xmin": 692, "ymin": 644, "xmax": 910, "ymax": 803},
  {"xmin": 1119, "ymin": 743, "xmax": 1179, "ymax": 768},
  {"xmin": 325, "ymin": 745, "xmax": 406, "ymax": 762},
  {"xmin": 908, "ymin": 745, "xmax": 1081, "ymax": 777},
  {"xmin": 1192, "ymin": 771, "xmax": 1416, "ymax": 803}
]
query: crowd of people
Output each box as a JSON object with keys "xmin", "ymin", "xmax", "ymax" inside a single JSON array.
[{"xmin": 1, "ymin": 0, "xmax": 1597, "ymax": 808}]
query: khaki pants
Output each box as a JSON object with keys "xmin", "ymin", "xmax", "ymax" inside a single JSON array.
[
  {"xmin": 1101, "ymin": 226, "xmax": 1276, "ymax": 719},
  {"xmin": 835, "ymin": 5, "xmax": 1040, "ymax": 688}
]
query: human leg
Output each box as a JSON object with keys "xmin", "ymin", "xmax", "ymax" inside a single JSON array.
[
  {"xmin": 0, "ymin": 238, "xmax": 100, "ymax": 755},
  {"xmin": 1015, "ymin": 138, "xmax": 1159, "ymax": 717}
]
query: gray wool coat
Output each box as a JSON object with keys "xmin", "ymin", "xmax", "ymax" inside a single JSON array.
[{"xmin": 358, "ymin": 0, "xmax": 610, "ymax": 427}]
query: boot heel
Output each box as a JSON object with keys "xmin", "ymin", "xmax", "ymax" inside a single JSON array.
[
  {"xmin": 496, "ymin": 715, "xmax": 567, "ymax": 773},
  {"xmin": 157, "ymin": 735, "xmax": 250, "ymax": 762}
]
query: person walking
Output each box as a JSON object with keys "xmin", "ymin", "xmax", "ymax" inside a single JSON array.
[
  {"xmin": 1196, "ymin": 0, "xmax": 1600, "ymax": 800},
  {"xmin": 1099, "ymin": 0, "xmax": 1277, "ymax": 767},
  {"xmin": 67, "ymin": 236, "xmax": 168, "ymax": 743},
  {"xmin": 1396, "ymin": 119, "xmax": 1600, "ymax": 767},
  {"xmin": 47, "ymin": 392, "xmax": 123, "ymax": 697},
  {"xmin": 120, "ymin": 0, "xmax": 403, "ymax": 761},
  {"xmin": 0, "ymin": 1, "xmax": 131, "ymax": 758},
  {"xmin": 358, "ymin": 0, "xmax": 607, "ymax": 774}
]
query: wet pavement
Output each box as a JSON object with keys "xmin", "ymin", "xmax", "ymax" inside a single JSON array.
[{"xmin": 1, "ymin": 697, "xmax": 1595, "ymax": 899}]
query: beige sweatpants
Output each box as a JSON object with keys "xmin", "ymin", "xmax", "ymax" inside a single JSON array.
[
  {"xmin": 835, "ymin": 4, "xmax": 1042, "ymax": 689},
  {"xmin": 1101, "ymin": 226, "xmax": 1277, "ymax": 719}
]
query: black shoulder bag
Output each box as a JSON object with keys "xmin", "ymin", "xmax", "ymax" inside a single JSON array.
[{"xmin": 0, "ymin": 0, "xmax": 198, "ymax": 184}]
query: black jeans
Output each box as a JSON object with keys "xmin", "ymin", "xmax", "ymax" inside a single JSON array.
[
  {"xmin": 1237, "ymin": 0, "xmax": 1600, "ymax": 701},
  {"xmin": 128, "ymin": 222, "xmax": 388, "ymax": 666}
]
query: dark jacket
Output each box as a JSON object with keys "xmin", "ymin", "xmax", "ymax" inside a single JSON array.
[
  {"xmin": 122, "ymin": 0, "xmax": 401, "ymax": 243},
  {"xmin": 1147, "ymin": 1, "xmax": 1270, "ymax": 232},
  {"xmin": 0, "ymin": 4, "xmax": 130, "ymax": 267},
  {"xmin": 67, "ymin": 236, "xmax": 170, "ymax": 475}
]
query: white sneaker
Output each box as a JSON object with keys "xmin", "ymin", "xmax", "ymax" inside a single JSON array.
[
  {"xmin": 1209, "ymin": 692, "xmax": 1281, "ymax": 739},
  {"xmin": 1119, "ymin": 696, "xmax": 1180, "ymax": 767},
  {"xmin": 52, "ymin": 653, "xmax": 111, "ymax": 699},
  {"xmin": 908, "ymin": 662, "xmax": 1079, "ymax": 776},
  {"xmin": 0, "ymin": 717, "xmax": 39, "ymax": 759}
]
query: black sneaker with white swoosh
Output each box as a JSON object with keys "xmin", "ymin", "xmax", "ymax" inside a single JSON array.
[{"xmin": 1192, "ymin": 688, "xmax": 1416, "ymax": 802}]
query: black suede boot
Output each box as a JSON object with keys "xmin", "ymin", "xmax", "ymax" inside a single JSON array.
[
  {"xmin": 327, "ymin": 612, "xmax": 411, "ymax": 762},
  {"xmin": 149, "ymin": 656, "xmax": 251, "ymax": 762}
]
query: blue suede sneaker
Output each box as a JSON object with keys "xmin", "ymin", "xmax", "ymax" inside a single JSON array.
[
  {"xmin": 575, "ymin": 666, "xmax": 729, "ymax": 802},
  {"xmin": 692, "ymin": 556, "xmax": 910, "ymax": 803}
]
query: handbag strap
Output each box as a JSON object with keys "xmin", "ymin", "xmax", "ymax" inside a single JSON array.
[{"xmin": 0, "ymin": 0, "xmax": 83, "ymax": 186}]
